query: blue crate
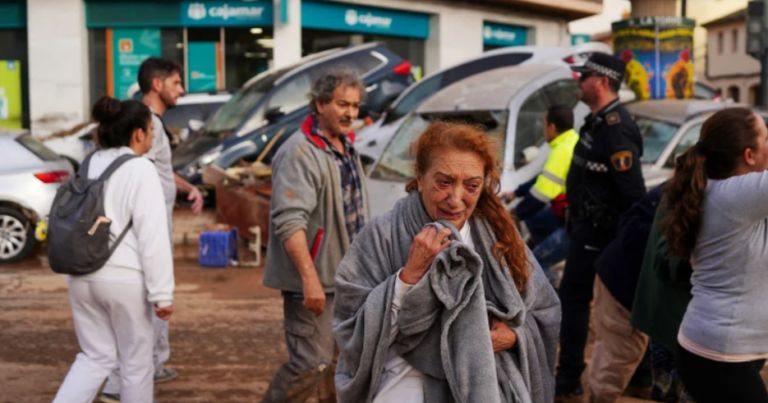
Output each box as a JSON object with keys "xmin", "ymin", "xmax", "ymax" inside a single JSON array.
[{"xmin": 199, "ymin": 231, "xmax": 230, "ymax": 268}]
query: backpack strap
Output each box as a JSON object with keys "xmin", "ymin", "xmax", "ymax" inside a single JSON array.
[
  {"xmin": 98, "ymin": 154, "xmax": 139, "ymax": 181},
  {"xmin": 79, "ymin": 152, "xmax": 95, "ymax": 178},
  {"xmin": 109, "ymin": 220, "xmax": 134, "ymax": 255}
]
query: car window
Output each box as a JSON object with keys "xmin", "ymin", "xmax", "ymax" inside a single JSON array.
[
  {"xmin": 163, "ymin": 104, "xmax": 204, "ymax": 130},
  {"xmin": 371, "ymin": 110, "xmax": 508, "ymax": 181},
  {"xmin": 514, "ymin": 90, "xmax": 549, "ymax": 169},
  {"xmin": 635, "ymin": 118, "xmax": 680, "ymax": 165},
  {"xmin": 267, "ymin": 72, "xmax": 312, "ymax": 113},
  {"xmin": 385, "ymin": 53, "xmax": 533, "ymax": 123},
  {"xmin": 16, "ymin": 134, "xmax": 61, "ymax": 162},
  {"xmin": 346, "ymin": 51, "xmax": 385, "ymax": 74},
  {"xmin": 543, "ymin": 80, "xmax": 580, "ymax": 109},
  {"xmin": 664, "ymin": 122, "xmax": 702, "ymax": 168}
]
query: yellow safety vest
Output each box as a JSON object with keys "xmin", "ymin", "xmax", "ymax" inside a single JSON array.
[{"xmin": 530, "ymin": 129, "xmax": 579, "ymax": 203}]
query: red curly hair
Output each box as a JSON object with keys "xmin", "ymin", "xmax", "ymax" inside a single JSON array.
[{"xmin": 405, "ymin": 122, "xmax": 531, "ymax": 292}]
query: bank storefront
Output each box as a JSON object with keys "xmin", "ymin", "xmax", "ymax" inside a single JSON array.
[
  {"xmin": 85, "ymin": 0, "xmax": 434, "ymax": 99},
  {"xmin": 0, "ymin": 0, "xmax": 28, "ymax": 129}
]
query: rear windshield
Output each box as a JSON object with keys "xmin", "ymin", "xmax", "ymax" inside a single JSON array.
[
  {"xmin": 16, "ymin": 134, "xmax": 61, "ymax": 162},
  {"xmin": 371, "ymin": 110, "xmax": 508, "ymax": 181}
]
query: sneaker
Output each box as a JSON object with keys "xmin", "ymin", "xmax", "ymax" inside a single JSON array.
[
  {"xmin": 154, "ymin": 367, "xmax": 178, "ymax": 383},
  {"xmin": 100, "ymin": 393, "xmax": 120, "ymax": 403}
]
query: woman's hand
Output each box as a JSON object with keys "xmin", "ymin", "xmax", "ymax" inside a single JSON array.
[
  {"xmin": 490, "ymin": 317, "xmax": 517, "ymax": 353},
  {"xmin": 399, "ymin": 227, "xmax": 452, "ymax": 285},
  {"xmin": 154, "ymin": 304, "xmax": 173, "ymax": 321}
]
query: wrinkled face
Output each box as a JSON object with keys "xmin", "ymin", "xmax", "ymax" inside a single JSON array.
[
  {"xmin": 132, "ymin": 118, "xmax": 155, "ymax": 155},
  {"xmin": 316, "ymin": 85, "xmax": 361, "ymax": 138},
  {"xmin": 748, "ymin": 113, "xmax": 768, "ymax": 172},
  {"xmin": 417, "ymin": 148, "xmax": 485, "ymax": 230},
  {"xmin": 157, "ymin": 72, "xmax": 184, "ymax": 108}
]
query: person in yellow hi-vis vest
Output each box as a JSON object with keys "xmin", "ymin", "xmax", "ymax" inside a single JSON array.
[{"xmin": 503, "ymin": 105, "xmax": 578, "ymax": 287}]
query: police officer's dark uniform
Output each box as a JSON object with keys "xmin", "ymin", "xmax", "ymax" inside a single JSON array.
[{"xmin": 556, "ymin": 53, "xmax": 647, "ymax": 396}]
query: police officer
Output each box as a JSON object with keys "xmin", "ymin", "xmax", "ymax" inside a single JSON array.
[{"xmin": 555, "ymin": 53, "xmax": 646, "ymax": 399}]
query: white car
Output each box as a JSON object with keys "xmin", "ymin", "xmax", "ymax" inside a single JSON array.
[
  {"xmin": 0, "ymin": 131, "xmax": 74, "ymax": 262},
  {"xmin": 366, "ymin": 63, "xmax": 589, "ymax": 218},
  {"xmin": 629, "ymin": 99, "xmax": 767, "ymax": 189},
  {"xmin": 44, "ymin": 92, "xmax": 232, "ymax": 167},
  {"xmin": 355, "ymin": 42, "xmax": 613, "ymax": 163}
]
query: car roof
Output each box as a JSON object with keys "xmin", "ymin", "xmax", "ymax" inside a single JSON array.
[
  {"xmin": 417, "ymin": 64, "xmax": 565, "ymax": 113},
  {"xmin": 176, "ymin": 93, "xmax": 232, "ymax": 105},
  {"xmin": 241, "ymin": 47, "xmax": 343, "ymax": 89},
  {"xmin": 274, "ymin": 42, "xmax": 385, "ymax": 86},
  {"xmin": 625, "ymin": 99, "xmax": 748, "ymax": 125}
]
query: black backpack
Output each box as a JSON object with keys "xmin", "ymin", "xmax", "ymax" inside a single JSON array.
[{"xmin": 48, "ymin": 153, "xmax": 137, "ymax": 275}]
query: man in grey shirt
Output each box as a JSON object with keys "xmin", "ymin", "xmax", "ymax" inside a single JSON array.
[{"xmin": 101, "ymin": 58, "xmax": 203, "ymax": 403}]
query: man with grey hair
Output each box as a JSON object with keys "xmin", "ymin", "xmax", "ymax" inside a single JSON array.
[{"xmin": 261, "ymin": 69, "xmax": 369, "ymax": 402}]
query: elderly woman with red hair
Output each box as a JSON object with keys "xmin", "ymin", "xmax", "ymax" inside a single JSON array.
[{"xmin": 333, "ymin": 122, "xmax": 561, "ymax": 403}]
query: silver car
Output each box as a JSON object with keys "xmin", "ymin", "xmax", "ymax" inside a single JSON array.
[
  {"xmin": 629, "ymin": 100, "xmax": 768, "ymax": 189},
  {"xmin": 366, "ymin": 63, "xmax": 590, "ymax": 218},
  {"xmin": 0, "ymin": 132, "xmax": 74, "ymax": 263}
]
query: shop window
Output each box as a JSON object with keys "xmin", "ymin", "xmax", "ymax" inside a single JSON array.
[
  {"xmin": 514, "ymin": 90, "xmax": 548, "ymax": 169},
  {"xmin": 733, "ymin": 29, "xmax": 739, "ymax": 53},
  {"xmin": 718, "ymin": 32, "xmax": 724, "ymax": 55},
  {"xmin": 267, "ymin": 72, "xmax": 312, "ymax": 114},
  {"xmin": 750, "ymin": 84, "xmax": 761, "ymax": 106},
  {"xmin": 225, "ymin": 27, "xmax": 273, "ymax": 89},
  {"xmin": 0, "ymin": 29, "xmax": 29, "ymax": 128},
  {"xmin": 728, "ymin": 86, "xmax": 740, "ymax": 102}
]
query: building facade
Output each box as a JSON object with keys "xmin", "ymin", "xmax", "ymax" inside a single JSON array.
[
  {"xmin": 702, "ymin": 8, "xmax": 761, "ymax": 105},
  {"xmin": 0, "ymin": 0, "xmax": 601, "ymax": 134}
]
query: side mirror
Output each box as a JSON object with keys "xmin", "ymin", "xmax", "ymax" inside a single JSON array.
[
  {"xmin": 265, "ymin": 106, "xmax": 285, "ymax": 124},
  {"xmin": 188, "ymin": 119, "xmax": 205, "ymax": 131}
]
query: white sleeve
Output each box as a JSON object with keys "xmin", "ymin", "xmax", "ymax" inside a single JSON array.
[
  {"xmin": 388, "ymin": 268, "xmax": 415, "ymax": 342},
  {"xmin": 719, "ymin": 171, "xmax": 768, "ymax": 224},
  {"xmin": 129, "ymin": 161, "xmax": 175, "ymax": 306}
]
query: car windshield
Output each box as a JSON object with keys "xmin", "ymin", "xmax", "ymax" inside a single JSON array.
[
  {"xmin": 371, "ymin": 110, "xmax": 508, "ymax": 181},
  {"xmin": 635, "ymin": 117, "xmax": 680, "ymax": 164},
  {"xmin": 203, "ymin": 68, "xmax": 292, "ymax": 135}
]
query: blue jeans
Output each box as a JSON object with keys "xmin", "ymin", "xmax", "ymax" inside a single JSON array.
[{"xmin": 524, "ymin": 208, "xmax": 568, "ymax": 285}]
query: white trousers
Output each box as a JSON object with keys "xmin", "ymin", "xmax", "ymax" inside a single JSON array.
[{"xmin": 53, "ymin": 278, "xmax": 154, "ymax": 403}]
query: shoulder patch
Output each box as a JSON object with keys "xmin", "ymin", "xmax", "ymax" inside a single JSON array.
[
  {"xmin": 611, "ymin": 151, "xmax": 633, "ymax": 172},
  {"xmin": 606, "ymin": 112, "xmax": 621, "ymax": 126}
]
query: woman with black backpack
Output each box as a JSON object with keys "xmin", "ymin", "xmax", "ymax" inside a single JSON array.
[{"xmin": 53, "ymin": 96, "xmax": 174, "ymax": 403}]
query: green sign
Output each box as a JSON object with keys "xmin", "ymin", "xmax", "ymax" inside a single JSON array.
[
  {"xmin": 301, "ymin": 1, "xmax": 430, "ymax": 39},
  {"xmin": 188, "ymin": 42, "xmax": 220, "ymax": 92},
  {"xmin": 112, "ymin": 28, "xmax": 161, "ymax": 100},
  {"xmin": 571, "ymin": 34, "xmax": 591, "ymax": 46},
  {"xmin": 0, "ymin": 61, "xmax": 22, "ymax": 129},
  {"xmin": 483, "ymin": 22, "xmax": 527, "ymax": 47}
]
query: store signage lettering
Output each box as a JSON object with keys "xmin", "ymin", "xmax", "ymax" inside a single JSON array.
[
  {"xmin": 181, "ymin": 1, "xmax": 273, "ymax": 26},
  {"xmin": 345, "ymin": 9, "xmax": 392, "ymax": 29},
  {"xmin": 482, "ymin": 22, "xmax": 527, "ymax": 47},
  {"xmin": 302, "ymin": 1, "xmax": 429, "ymax": 39}
]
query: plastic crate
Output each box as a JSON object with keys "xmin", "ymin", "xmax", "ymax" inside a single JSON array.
[{"xmin": 199, "ymin": 231, "xmax": 230, "ymax": 268}]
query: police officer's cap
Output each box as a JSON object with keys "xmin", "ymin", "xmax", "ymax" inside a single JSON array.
[{"xmin": 571, "ymin": 53, "xmax": 626, "ymax": 83}]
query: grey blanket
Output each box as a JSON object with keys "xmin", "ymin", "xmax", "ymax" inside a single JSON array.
[{"xmin": 333, "ymin": 192, "xmax": 561, "ymax": 403}]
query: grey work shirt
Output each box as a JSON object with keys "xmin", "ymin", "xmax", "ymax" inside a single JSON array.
[{"xmin": 144, "ymin": 109, "xmax": 177, "ymax": 225}]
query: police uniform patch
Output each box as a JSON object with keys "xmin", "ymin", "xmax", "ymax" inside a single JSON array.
[
  {"xmin": 611, "ymin": 151, "xmax": 633, "ymax": 171},
  {"xmin": 606, "ymin": 112, "xmax": 621, "ymax": 126}
]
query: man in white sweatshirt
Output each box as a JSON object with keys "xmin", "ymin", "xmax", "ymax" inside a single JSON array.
[{"xmin": 101, "ymin": 58, "xmax": 203, "ymax": 403}]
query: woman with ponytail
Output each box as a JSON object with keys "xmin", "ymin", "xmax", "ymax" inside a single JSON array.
[
  {"xmin": 53, "ymin": 96, "xmax": 174, "ymax": 403},
  {"xmin": 333, "ymin": 122, "xmax": 560, "ymax": 402},
  {"xmin": 663, "ymin": 107, "xmax": 768, "ymax": 403}
]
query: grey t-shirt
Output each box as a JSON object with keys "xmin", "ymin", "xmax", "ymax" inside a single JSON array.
[
  {"xmin": 680, "ymin": 170, "xmax": 768, "ymax": 355},
  {"xmin": 145, "ymin": 111, "xmax": 177, "ymax": 223}
]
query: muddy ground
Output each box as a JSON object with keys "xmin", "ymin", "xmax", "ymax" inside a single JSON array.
[{"xmin": 0, "ymin": 210, "xmax": 714, "ymax": 402}]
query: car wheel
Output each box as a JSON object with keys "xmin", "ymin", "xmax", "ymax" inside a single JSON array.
[{"xmin": 0, "ymin": 207, "xmax": 37, "ymax": 263}]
